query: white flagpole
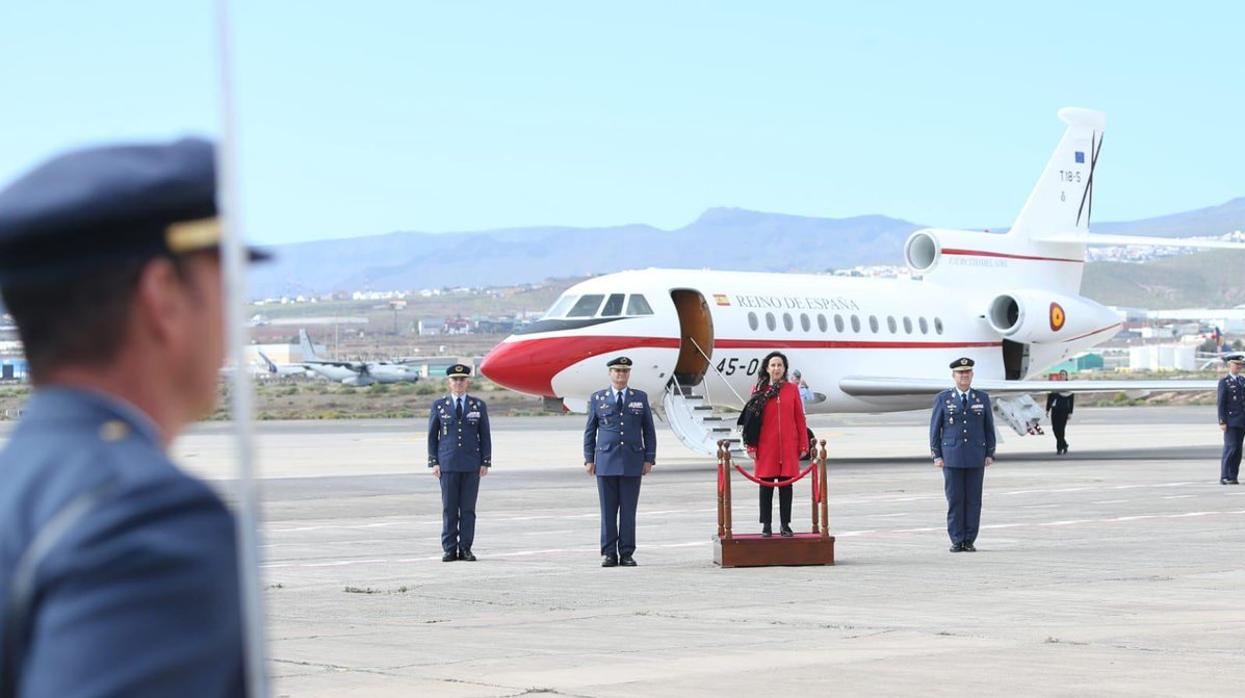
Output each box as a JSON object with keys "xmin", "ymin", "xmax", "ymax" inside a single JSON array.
[{"xmin": 213, "ymin": 1, "xmax": 269, "ymax": 695}]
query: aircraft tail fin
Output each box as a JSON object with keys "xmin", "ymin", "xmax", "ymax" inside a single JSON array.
[
  {"xmin": 1008, "ymin": 107, "xmax": 1105, "ymax": 240},
  {"xmin": 257, "ymin": 350, "xmax": 278, "ymax": 373},
  {"xmin": 298, "ymin": 329, "xmax": 320, "ymax": 361}
]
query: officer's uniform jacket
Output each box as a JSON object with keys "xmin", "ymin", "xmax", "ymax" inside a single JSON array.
[
  {"xmin": 427, "ymin": 394, "xmax": 492, "ymax": 471},
  {"xmin": 930, "ymin": 387, "xmax": 996, "ymax": 468},
  {"xmin": 0, "ymin": 388, "xmax": 244, "ymax": 696},
  {"xmin": 1218, "ymin": 374, "xmax": 1245, "ymax": 428},
  {"xmin": 583, "ymin": 387, "xmax": 657, "ymax": 477}
]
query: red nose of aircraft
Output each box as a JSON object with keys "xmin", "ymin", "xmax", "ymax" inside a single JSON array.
[{"xmin": 479, "ymin": 339, "xmax": 562, "ymax": 398}]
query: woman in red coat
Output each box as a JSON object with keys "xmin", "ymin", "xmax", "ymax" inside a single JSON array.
[{"xmin": 749, "ymin": 351, "xmax": 809, "ymax": 537}]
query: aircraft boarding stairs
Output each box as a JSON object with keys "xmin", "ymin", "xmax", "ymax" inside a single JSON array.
[{"xmin": 662, "ymin": 376, "xmax": 746, "ymax": 458}]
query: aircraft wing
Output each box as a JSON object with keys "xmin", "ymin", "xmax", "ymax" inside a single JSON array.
[
  {"xmin": 1035, "ymin": 233, "xmax": 1245, "ymax": 250},
  {"xmin": 301, "ymin": 359, "xmax": 364, "ymax": 371},
  {"xmin": 839, "ymin": 376, "xmax": 1217, "ymax": 397}
]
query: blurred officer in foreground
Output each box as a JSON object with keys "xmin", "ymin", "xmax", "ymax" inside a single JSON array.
[
  {"xmin": 1216, "ymin": 353, "xmax": 1245, "ymax": 485},
  {"xmin": 427, "ymin": 364, "xmax": 492, "ymax": 561},
  {"xmin": 929, "ymin": 357, "xmax": 995, "ymax": 553},
  {"xmin": 583, "ymin": 356, "xmax": 655, "ymax": 567},
  {"xmin": 0, "ymin": 139, "xmax": 267, "ymax": 696}
]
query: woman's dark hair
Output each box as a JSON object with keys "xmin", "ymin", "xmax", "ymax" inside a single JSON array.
[{"xmin": 755, "ymin": 351, "xmax": 789, "ymax": 388}]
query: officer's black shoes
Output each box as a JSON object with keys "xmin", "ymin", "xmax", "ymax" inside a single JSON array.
[
  {"xmin": 780, "ymin": 524, "xmax": 794, "ymax": 538},
  {"xmin": 619, "ymin": 555, "xmax": 637, "ymax": 567},
  {"xmin": 459, "ymin": 550, "xmax": 477, "ymax": 562},
  {"xmin": 602, "ymin": 555, "xmax": 619, "ymax": 567},
  {"xmin": 761, "ymin": 524, "xmax": 772, "ymax": 538},
  {"xmin": 1222, "ymin": 478, "xmax": 1232, "ymax": 485},
  {"xmin": 949, "ymin": 543, "xmax": 964, "ymax": 553},
  {"xmin": 442, "ymin": 551, "xmax": 457, "ymax": 562},
  {"xmin": 962, "ymin": 542, "xmax": 977, "ymax": 552},
  {"xmin": 1231, "ymin": 479, "xmax": 1241, "ymax": 485}
]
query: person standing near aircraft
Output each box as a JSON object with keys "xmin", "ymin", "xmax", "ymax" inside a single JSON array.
[
  {"xmin": 0, "ymin": 140, "xmax": 259, "ymax": 695},
  {"xmin": 1216, "ymin": 353, "xmax": 1244, "ymax": 485},
  {"xmin": 792, "ymin": 369, "xmax": 813, "ymax": 405},
  {"xmin": 749, "ymin": 352, "xmax": 808, "ymax": 538},
  {"xmin": 583, "ymin": 356, "xmax": 656, "ymax": 567},
  {"xmin": 930, "ymin": 358, "xmax": 995, "ymax": 553},
  {"xmin": 1046, "ymin": 370, "xmax": 1075, "ymax": 455},
  {"xmin": 427, "ymin": 364, "xmax": 492, "ymax": 561}
]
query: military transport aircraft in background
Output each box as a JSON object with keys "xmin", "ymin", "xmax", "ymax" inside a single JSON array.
[
  {"xmin": 295, "ymin": 329, "xmax": 420, "ymax": 387},
  {"xmin": 480, "ymin": 107, "xmax": 1245, "ymax": 455}
]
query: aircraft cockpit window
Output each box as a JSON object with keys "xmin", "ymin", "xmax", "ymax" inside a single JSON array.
[
  {"xmin": 567, "ymin": 294, "xmax": 605, "ymax": 318},
  {"xmin": 748, "ymin": 312, "xmax": 759, "ymax": 331},
  {"xmin": 601, "ymin": 293, "xmax": 625, "ymax": 317},
  {"xmin": 934, "ymin": 317, "xmax": 944, "ymax": 335},
  {"xmin": 919, "ymin": 317, "xmax": 929, "ymax": 334},
  {"xmin": 543, "ymin": 294, "xmax": 578, "ymax": 319},
  {"xmin": 625, "ymin": 294, "xmax": 654, "ymax": 316},
  {"xmin": 903, "ymin": 317, "xmax": 913, "ymax": 334}
]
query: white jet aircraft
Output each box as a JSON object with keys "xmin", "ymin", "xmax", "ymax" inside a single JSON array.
[
  {"xmin": 296, "ymin": 329, "xmax": 420, "ymax": 387},
  {"xmin": 480, "ymin": 107, "xmax": 1245, "ymax": 455}
]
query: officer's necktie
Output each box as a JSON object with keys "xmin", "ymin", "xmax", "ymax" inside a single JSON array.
[
  {"xmin": 960, "ymin": 392, "xmax": 968, "ymax": 412},
  {"xmin": 616, "ymin": 390, "xmax": 624, "ymax": 414},
  {"xmin": 455, "ymin": 397, "xmax": 463, "ymax": 420}
]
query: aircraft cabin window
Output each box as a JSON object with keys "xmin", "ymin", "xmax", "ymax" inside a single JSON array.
[
  {"xmin": 887, "ymin": 316, "xmax": 897, "ymax": 333},
  {"xmin": 626, "ymin": 294, "xmax": 654, "ymax": 316},
  {"xmin": 766, "ymin": 312, "xmax": 777, "ymax": 331},
  {"xmin": 800, "ymin": 313, "xmax": 810, "ymax": 332},
  {"xmin": 903, "ymin": 317, "xmax": 913, "ymax": 334},
  {"xmin": 748, "ymin": 312, "xmax": 759, "ymax": 331},
  {"xmin": 868, "ymin": 315, "xmax": 879, "ymax": 333},
  {"xmin": 817, "ymin": 314, "xmax": 827, "ymax": 332},
  {"xmin": 850, "ymin": 315, "xmax": 861, "ymax": 332},
  {"xmin": 567, "ymin": 294, "xmax": 604, "ymax": 318},
  {"xmin": 601, "ymin": 293, "xmax": 625, "ymax": 317},
  {"xmin": 783, "ymin": 313, "xmax": 794, "ymax": 331},
  {"xmin": 543, "ymin": 294, "xmax": 578, "ymax": 319},
  {"xmin": 919, "ymin": 317, "xmax": 929, "ymax": 334},
  {"xmin": 934, "ymin": 317, "xmax": 944, "ymax": 334},
  {"xmin": 835, "ymin": 314, "xmax": 845, "ymax": 332}
]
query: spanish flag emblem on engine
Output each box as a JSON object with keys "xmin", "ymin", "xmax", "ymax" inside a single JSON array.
[{"xmin": 1049, "ymin": 302, "xmax": 1066, "ymax": 332}]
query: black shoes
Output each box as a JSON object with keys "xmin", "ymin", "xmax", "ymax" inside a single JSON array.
[
  {"xmin": 601, "ymin": 555, "xmax": 619, "ymax": 567},
  {"xmin": 619, "ymin": 555, "xmax": 638, "ymax": 567},
  {"xmin": 962, "ymin": 542, "xmax": 977, "ymax": 552},
  {"xmin": 949, "ymin": 542, "xmax": 964, "ymax": 553},
  {"xmin": 459, "ymin": 549, "xmax": 477, "ymax": 562},
  {"xmin": 780, "ymin": 524, "xmax": 794, "ymax": 538},
  {"xmin": 442, "ymin": 551, "xmax": 457, "ymax": 562},
  {"xmin": 1232, "ymin": 480, "xmax": 1241, "ymax": 485},
  {"xmin": 761, "ymin": 524, "xmax": 772, "ymax": 538},
  {"xmin": 1222, "ymin": 478, "xmax": 1232, "ymax": 485}
]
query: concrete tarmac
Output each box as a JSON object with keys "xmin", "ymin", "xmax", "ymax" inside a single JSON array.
[{"xmin": 81, "ymin": 408, "xmax": 1245, "ymax": 694}]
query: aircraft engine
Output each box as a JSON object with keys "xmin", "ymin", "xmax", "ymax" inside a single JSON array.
[{"xmin": 985, "ymin": 290, "xmax": 1119, "ymax": 344}]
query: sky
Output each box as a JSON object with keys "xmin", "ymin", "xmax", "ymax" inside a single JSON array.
[{"xmin": 2, "ymin": 2, "xmax": 1242, "ymax": 245}]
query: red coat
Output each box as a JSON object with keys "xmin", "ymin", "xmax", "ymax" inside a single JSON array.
[{"xmin": 752, "ymin": 381, "xmax": 809, "ymax": 478}]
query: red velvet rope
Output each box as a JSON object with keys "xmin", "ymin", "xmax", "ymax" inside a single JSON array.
[{"xmin": 734, "ymin": 461, "xmax": 816, "ymax": 488}]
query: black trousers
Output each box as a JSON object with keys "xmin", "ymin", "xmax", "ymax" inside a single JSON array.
[
  {"xmin": 1051, "ymin": 410, "xmax": 1069, "ymax": 451},
  {"xmin": 758, "ymin": 477, "xmax": 792, "ymax": 525},
  {"xmin": 1222, "ymin": 426, "xmax": 1243, "ymax": 481}
]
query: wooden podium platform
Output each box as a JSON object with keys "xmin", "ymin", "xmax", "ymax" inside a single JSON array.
[{"xmin": 714, "ymin": 439, "xmax": 835, "ymax": 568}]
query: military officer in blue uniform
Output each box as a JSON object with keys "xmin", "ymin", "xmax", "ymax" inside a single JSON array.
[
  {"xmin": 427, "ymin": 364, "xmax": 492, "ymax": 561},
  {"xmin": 929, "ymin": 357, "xmax": 996, "ymax": 553},
  {"xmin": 1216, "ymin": 353, "xmax": 1245, "ymax": 485},
  {"xmin": 583, "ymin": 356, "xmax": 656, "ymax": 567},
  {"xmin": 0, "ymin": 140, "xmax": 266, "ymax": 695}
]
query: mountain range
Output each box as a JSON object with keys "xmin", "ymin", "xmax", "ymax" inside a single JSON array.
[{"xmin": 248, "ymin": 197, "xmax": 1245, "ymax": 298}]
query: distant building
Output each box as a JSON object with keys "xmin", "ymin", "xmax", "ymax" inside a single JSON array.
[
  {"xmin": 1045, "ymin": 353, "xmax": 1105, "ymax": 375},
  {"xmin": 1127, "ymin": 345, "xmax": 1196, "ymax": 372}
]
